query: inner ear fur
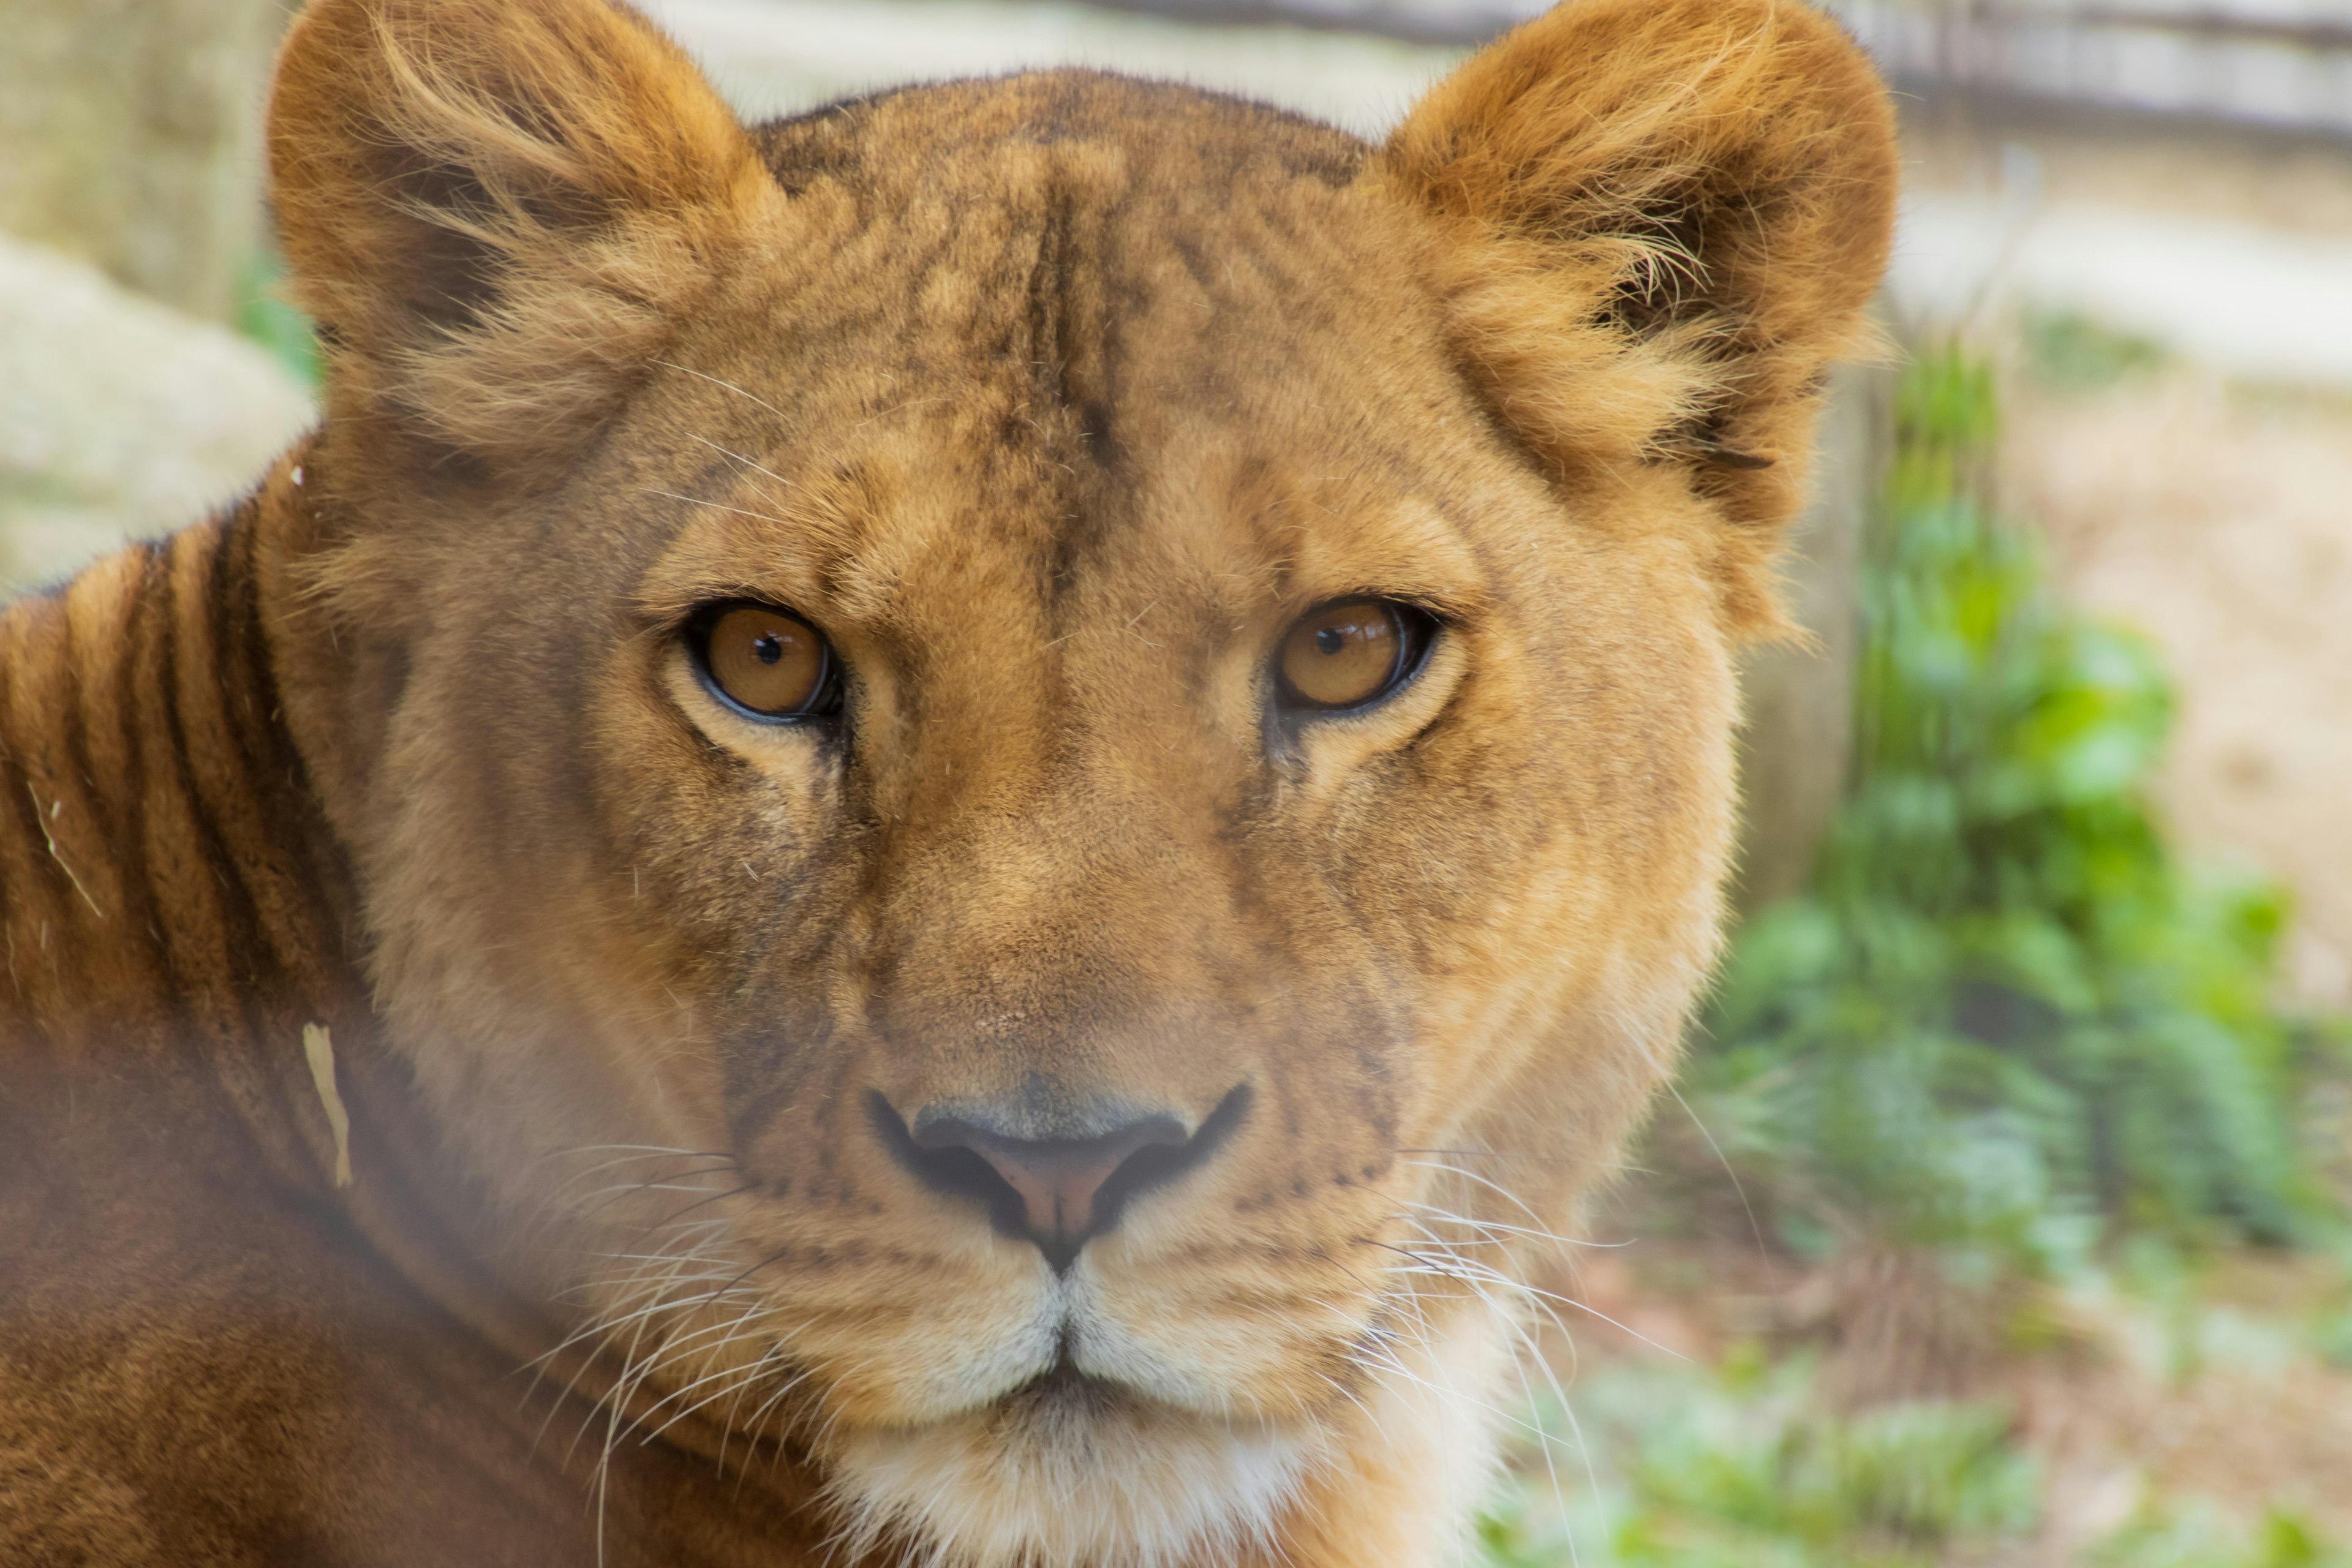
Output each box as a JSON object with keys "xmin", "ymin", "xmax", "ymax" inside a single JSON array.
[
  {"xmin": 268, "ymin": 0, "xmax": 780, "ymax": 489},
  {"xmin": 1381, "ymin": 0, "xmax": 1898, "ymax": 631}
]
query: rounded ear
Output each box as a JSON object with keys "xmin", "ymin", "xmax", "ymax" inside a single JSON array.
[
  {"xmin": 268, "ymin": 0, "xmax": 783, "ymax": 490},
  {"xmin": 1379, "ymin": 0, "xmax": 1897, "ymax": 629}
]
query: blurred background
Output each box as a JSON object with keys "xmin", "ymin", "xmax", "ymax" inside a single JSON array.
[{"xmin": 5, "ymin": 0, "xmax": 2350, "ymax": 1561}]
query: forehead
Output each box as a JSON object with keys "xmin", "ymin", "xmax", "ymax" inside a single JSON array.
[{"xmin": 619, "ymin": 71, "xmax": 1506, "ymax": 629}]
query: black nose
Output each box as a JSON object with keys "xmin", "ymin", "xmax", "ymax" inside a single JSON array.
[{"xmin": 871, "ymin": 1086, "xmax": 1250, "ymax": 1272}]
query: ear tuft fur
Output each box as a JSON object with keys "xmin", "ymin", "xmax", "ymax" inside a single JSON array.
[
  {"xmin": 1381, "ymin": 0, "xmax": 1897, "ymax": 633},
  {"xmin": 268, "ymin": 0, "xmax": 780, "ymax": 487}
]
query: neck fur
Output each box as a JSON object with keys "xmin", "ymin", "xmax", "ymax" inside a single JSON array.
[
  {"xmin": 1, "ymin": 454, "xmax": 360, "ymax": 1096},
  {"xmin": 0, "ymin": 456, "xmax": 816, "ymax": 1492}
]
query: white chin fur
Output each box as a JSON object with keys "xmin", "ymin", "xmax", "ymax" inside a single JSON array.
[{"xmin": 824, "ymin": 1385, "xmax": 1317, "ymax": 1568}]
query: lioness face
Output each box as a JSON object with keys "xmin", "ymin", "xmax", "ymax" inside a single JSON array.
[
  {"xmin": 366, "ymin": 79, "xmax": 1732, "ymax": 1528},
  {"xmin": 266, "ymin": 0, "xmax": 1891, "ymax": 1560}
]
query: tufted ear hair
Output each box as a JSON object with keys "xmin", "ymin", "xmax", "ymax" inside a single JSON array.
[
  {"xmin": 1381, "ymin": 0, "xmax": 1896, "ymax": 631},
  {"xmin": 268, "ymin": 0, "xmax": 783, "ymax": 490}
]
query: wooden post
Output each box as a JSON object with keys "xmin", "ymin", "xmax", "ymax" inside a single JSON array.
[{"xmin": 1733, "ymin": 360, "xmax": 1891, "ymax": 912}]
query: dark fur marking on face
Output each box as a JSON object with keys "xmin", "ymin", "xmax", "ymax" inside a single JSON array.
[{"xmin": 0, "ymin": 2, "xmax": 1899, "ymax": 1558}]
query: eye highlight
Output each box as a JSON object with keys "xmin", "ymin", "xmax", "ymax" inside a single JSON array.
[
  {"xmin": 1275, "ymin": 598, "xmax": 1436, "ymax": 715},
  {"xmin": 688, "ymin": 601, "xmax": 842, "ymax": 721}
]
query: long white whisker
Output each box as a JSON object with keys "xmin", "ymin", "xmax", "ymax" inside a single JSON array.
[
  {"xmin": 1396, "ymin": 1197, "xmax": 1628, "ymax": 1251},
  {"xmin": 638, "ymin": 487, "xmax": 793, "ymax": 528},
  {"xmin": 1667, "ymin": 1077, "xmax": 1774, "ymax": 1271},
  {"xmin": 1400, "ymin": 1156, "xmax": 1564, "ymax": 1234},
  {"xmin": 1398, "ymin": 1223, "xmax": 1592, "ymax": 1562},
  {"xmin": 687, "ymin": 431, "xmax": 793, "ymax": 481},
  {"xmin": 1376, "ymin": 1241, "xmax": 1690, "ymax": 1366},
  {"xmin": 649, "ymin": 358, "xmax": 786, "ymax": 418}
]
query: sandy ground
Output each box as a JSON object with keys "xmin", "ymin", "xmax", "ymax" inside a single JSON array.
[
  {"xmin": 1563, "ymin": 1241, "xmax": 2352, "ymax": 1556},
  {"xmin": 2002, "ymin": 375, "xmax": 2352, "ymax": 1011},
  {"xmin": 1578, "ymin": 110, "xmax": 2352, "ymax": 1553},
  {"xmin": 1890, "ymin": 106, "xmax": 2352, "ymax": 1013}
]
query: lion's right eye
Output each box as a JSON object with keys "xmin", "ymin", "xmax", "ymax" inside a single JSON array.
[
  {"xmin": 1275, "ymin": 598, "xmax": 1436, "ymax": 715},
  {"xmin": 690, "ymin": 601, "xmax": 842, "ymax": 720}
]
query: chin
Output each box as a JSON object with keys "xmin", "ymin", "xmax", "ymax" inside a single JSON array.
[{"xmin": 823, "ymin": 1372, "xmax": 1321, "ymax": 1568}]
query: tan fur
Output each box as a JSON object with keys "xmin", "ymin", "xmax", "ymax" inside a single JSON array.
[{"xmin": 0, "ymin": 0, "xmax": 1894, "ymax": 1561}]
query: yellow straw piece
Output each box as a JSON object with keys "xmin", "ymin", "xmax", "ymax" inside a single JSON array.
[{"xmin": 301, "ymin": 1022, "xmax": 353, "ymax": 1188}]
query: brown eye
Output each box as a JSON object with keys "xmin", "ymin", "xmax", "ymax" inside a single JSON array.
[
  {"xmin": 1276, "ymin": 598, "xmax": 1431, "ymax": 713},
  {"xmin": 693, "ymin": 603, "xmax": 839, "ymax": 719}
]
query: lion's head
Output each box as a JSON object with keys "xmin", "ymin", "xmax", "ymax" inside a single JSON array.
[{"xmin": 260, "ymin": 0, "xmax": 1892, "ymax": 1560}]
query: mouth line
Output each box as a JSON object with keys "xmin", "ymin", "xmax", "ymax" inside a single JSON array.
[{"xmin": 1005, "ymin": 1335, "xmax": 1131, "ymax": 1412}]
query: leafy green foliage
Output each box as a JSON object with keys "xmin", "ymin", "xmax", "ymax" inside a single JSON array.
[
  {"xmin": 2022, "ymin": 309, "xmax": 2169, "ymax": 393},
  {"xmin": 236, "ymin": 248, "xmax": 321, "ymax": 389},
  {"xmin": 1476, "ymin": 345, "xmax": 2351, "ymax": 1568},
  {"xmin": 1475, "ymin": 1351, "xmax": 2347, "ymax": 1568},
  {"xmin": 1478, "ymin": 1356, "xmax": 2038, "ymax": 1568},
  {"xmin": 2092, "ymin": 1504, "xmax": 2351, "ymax": 1568},
  {"xmin": 1691, "ymin": 345, "xmax": 2331, "ymax": 1264}
]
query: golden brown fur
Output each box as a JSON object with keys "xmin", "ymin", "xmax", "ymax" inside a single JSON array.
[{"xmin": 0, "ymin": 0, "xmax": 1894, "ymax": 1561}]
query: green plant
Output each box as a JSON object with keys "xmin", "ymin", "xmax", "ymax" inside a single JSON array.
[
  {"xmin": 1690, "ymin": 345, "xmax": 2334, "ymax": 1265},
  {"xmin": 2022, "ymin": 309, "xmax": 2169, "ymax": 393},
  {"xmin": 1474, "ymin": 1350, "xmax": 2350, "ymax": 1568},
  {"xmin": 1477, "ymin": 1354, "xmax": 2038, "ymax": 1568},
  {"xmin": 236, "ymin": 247, "xmax": 321, "ymax": 388},
  {"xmin": 1477, "ymin": 343, "xmax": 2350, "ymax": 1568},
  {"xmin": 2092, "ymin": 1504, "xmax": 2351, "ymax": 1568}
]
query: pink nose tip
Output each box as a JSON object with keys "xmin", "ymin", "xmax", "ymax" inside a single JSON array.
[
  {"xmin": 915, "ymin": 1117, "xmax": 1186, "ymax": 1248},
  {"xmin": 875, "ymin": 1087, "xmax": 1252, "ymax": 1272}
]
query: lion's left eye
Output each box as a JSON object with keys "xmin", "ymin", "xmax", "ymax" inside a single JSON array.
[
  {"xmin": 1275, "ymin": 598, "xmax": 1437, "ymax": 714},
  {"xmin": 688, "ymin": 601, "xmax": 842, "ymax": 720}
]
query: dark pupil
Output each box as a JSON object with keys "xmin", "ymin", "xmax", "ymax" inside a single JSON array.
[
  {"xmin": 1315, "ymin": 626, "xmax": 1347, "ymax": 656},
  {"xmin": 752, "ymin": 631, "xmax": 785, "ymax": 665}
]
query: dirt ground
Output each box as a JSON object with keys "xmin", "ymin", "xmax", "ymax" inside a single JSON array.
[
  {"xmin": 2002, "ymin": 375, "xmax": 2352, "ymax": 1011},
  {"xmin": 1894, "ymin": 107, "xmax": 2352, "ymax": 1012},
  {"xmin": 1550, "ymin": 110, "xmax": 2352, "ymax": 1555},
  {"xmin": 1562, "ymin": 1240, "xmax": 2352, "ymax": 1556},
  {"xmin": 1898, "ymin": 115, "xmax": 2352, "ymax": 1529}
]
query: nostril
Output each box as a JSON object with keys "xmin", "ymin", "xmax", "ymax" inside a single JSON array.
[
  {"xmin": 928, "ymin": 1115, "xmax": 1185, "ymax": 1248},
  {"xmin": 869, "ymin": 1085, "xmax": 1251, "ymax": 1271}
]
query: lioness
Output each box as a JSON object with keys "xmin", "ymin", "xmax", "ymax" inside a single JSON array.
[{"xmin": 0, "ymin": 0, "xmax": 1893, "ymax": 1560}]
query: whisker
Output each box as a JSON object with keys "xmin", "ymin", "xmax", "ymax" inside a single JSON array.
[
  {"xmin": 1399, "ymin": 1157, "xmax": 1563, "ymax": 1233},
  {"xmin": 687, "ymin": 433, "xmax": 796, "ymax": 491},
  {"xmin": 1395, "ymin": 1146, "xmax": 1645, "ymax": 1175},
  {"xmin": 1370, "ymin": 1236, "xmax": 1690, "ymax": 1365},
  {"xmin": 638, "ymin": 488, "xmax": 793, "ymax": 528},
  {"xmin": 1395, "ymin": 1197, "xmax": 1629, "ymax": 1251},
  {"xmin": 1667, "ymin": 1078, "xmax": 1774, "ymax": 1272},
  {"xmin": 649, "ymin": 358, "xmax": 786, "ymax": 418},
  {"xmin": 1393, "ymin": 1222, "xmax": 1594, "ymax": 1555}
]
